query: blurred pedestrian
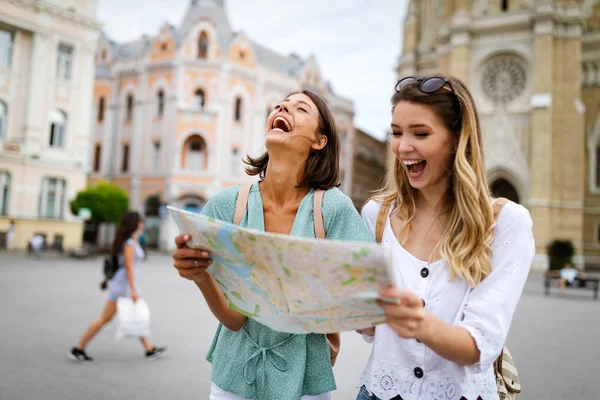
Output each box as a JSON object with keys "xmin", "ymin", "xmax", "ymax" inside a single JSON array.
[
  {"xmin": 29, "ymin": 234, "xmax": 44, "ymax": 258},
  {"xmin": 68, "ymin": 211, "xmax": 166, "ymax": 363},
  {"xmin": 6, "ymin": 220, "xmax": 15, "ymax": 251}
]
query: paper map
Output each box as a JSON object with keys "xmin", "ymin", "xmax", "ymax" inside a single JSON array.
[{"xmin": 168, "ymin": 206, "xmax": 398, "ymax": 334}]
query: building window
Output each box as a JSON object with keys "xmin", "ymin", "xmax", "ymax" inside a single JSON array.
[
  {"xmin": 157, "ymin": 90, "xmax": 165, "ymax": 117},
  {"xmin": 198, "ymin": 31, "xmax": 208, "ymax": 59},
  {"xmin": 231, "ymin": 148, "xmax": 240, "ymax": 176},
  {"xmin": 595, "ymin": 146, "xmax": 600, "ymax": 189},
  {"xmin": 266, "ymin": 106, "xmax": 272, "ymax": 121},
  {"xmin": 101, "ymin": 49, "xmax": 107, "ymax": 62},
  {"xmin": 501, "ymin": 0, "xmax": 509, "ymax": 11},
  {"xmin": 152, "ymin": 141, "xmax": 161, "ymax": 172},
  {"xmin": 126, "ymin": 94, "xmax": 134, "ymax": 121},
  {"xmin": 0, "ymin": 29, "xmax": 13, "ymax": 69},
  {"xmin": 234, "ymin": 97, "xmax": 243, "ymax": 122},
  {"xmin": 0, "ymin": 171, "xmax": 10, "ymax": 216},
  {"xmin": 93, "ymin": 144, "xmax": 101, "ymax": 172},
  {"xmin": 122, "ymin": 144, "xmax": 130, "ymax": 173},
  {"xmin": 49, "ymin": 109, "xmax": 67, "ymax": 148},
  {"xmin": 39, "ymin": 177, "xmax": 66, "ymax": 219},
  {"xmin": 0, "ymin": 101, "xmax": 7, "ymax": 138},
  {"xmin": 184, "ymin": 136, "xmax": 206, "ymax": 170},
  {"xmin": 194, "ymin": 89, "xmax": 206, "ymax": 109},
  {"xmin": 97, "ymin": 97, "xmax": 105, "ymax": 122},
  {"xmin": 56, "ymin": 43, "xmax": 74, "ymax": 80}
]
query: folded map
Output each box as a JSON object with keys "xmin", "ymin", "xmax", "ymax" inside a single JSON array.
[{"xmin": 167, "ymin": 205, "xmax": 398, "ymax": 334}]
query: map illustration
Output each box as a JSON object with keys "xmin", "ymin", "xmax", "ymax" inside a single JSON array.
[{"xmin": 167, "ymin": 206, "xmax": 398, "ymax": 334}]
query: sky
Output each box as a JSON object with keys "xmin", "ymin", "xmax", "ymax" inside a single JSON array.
[{"xmin": 97, "ymin": 0, "xmax": 408, "ymax": 141}]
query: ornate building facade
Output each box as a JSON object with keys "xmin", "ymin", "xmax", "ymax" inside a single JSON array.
[
  {"xmin": 398, "ymin": 0, "xmax": 600, "ymax": 270},
  {"xmin": 351, "ymin": 128, "xmax": 388, "ymax": 210},
  {"xmin": 90, "ymin": 0, "xmax": 356, "ymax": 250},
  {"xmin": 0, "ymin": 0, "xmax": 100, "ymax": 250}
]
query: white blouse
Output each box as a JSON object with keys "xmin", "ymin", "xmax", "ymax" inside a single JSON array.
[{"xmin": 357, "ymin": 200, "xmax": 535, "ymax": 400}]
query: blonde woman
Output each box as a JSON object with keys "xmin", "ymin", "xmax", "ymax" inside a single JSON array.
[{"xmin": 356, "ymin": 76, "xmax": 535, "ymax": 400}]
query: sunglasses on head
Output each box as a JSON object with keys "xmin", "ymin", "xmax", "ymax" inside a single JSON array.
[{"xmin": 395, "ymin": 76, "xmax": 455, "ymax": 95}]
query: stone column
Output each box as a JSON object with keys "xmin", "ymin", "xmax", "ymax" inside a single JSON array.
[{"xmin": 23, "ymin": 32, "xmax": 50, "ymax": 155}]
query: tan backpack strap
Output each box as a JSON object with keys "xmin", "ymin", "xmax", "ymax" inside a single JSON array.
[
  {"xmin": 313, "ymin": 189, "xmax": 326, "ymax": 239},
  {"xmin": 492, "ymin": 197, "xmax": 509, "ymax": 221},
  {"xmin": 233, "ymin": 184, "xmax": 252, "ymax": 225},
  {"xmin": 375, "ymin": 201, "xmax": 392, "ymax": 243}
]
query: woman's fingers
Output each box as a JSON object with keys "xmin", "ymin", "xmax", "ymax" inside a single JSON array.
[
  {"xmin": 172, "ymin": 247, "xmax": 211, "ymax": 261},
  {"xmin": 173, "ymin": 258, "xmax": 213, "ymax": 270},
  {"xmin": 174, "ymin": 234, "xmax": 190, "ymax": 248}
]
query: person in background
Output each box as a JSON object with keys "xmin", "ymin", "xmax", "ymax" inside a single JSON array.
[
  {"xmin": 29, "ymin": 234, "xmax": 44, "ymax": 258},
  {"xmin": 6, "ymin": 220, "xmax": 15, "ymax": 251},
  {"xmin": 558, "ymin": 262, "xmax": 586, "ymax": 295},
  {"xmin": 68, "ymin": 211, "xmax": 166, "ymax": 363}
]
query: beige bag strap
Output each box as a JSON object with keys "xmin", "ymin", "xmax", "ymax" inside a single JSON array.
[
  {"xmin": 493, "ymin": 197, "xmax": 509, "ymax": 221},
  {"xmin": 313, "ymin": 189, "xmax": 326, "ymax": 239},
  {"xmin": 375, "ymin": 201, "xmax": 393, "ymax": 243},
  {"xmin": 233, "ymin": 184, "xmax": 252, "ymax": 225}
]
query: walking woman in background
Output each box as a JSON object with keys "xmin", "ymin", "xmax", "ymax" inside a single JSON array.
[
  {"xmin": 68, "ymin": 211, "xmax": 166, "ymax": 362},
  {"xmin": 356, "ymin": 76, "xmax": 535, "ymax": 400}
]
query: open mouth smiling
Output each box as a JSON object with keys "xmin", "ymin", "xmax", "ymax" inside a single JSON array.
[{"xmin": 271, "ymin": 116, "xmax": 292, "ymax": 133}]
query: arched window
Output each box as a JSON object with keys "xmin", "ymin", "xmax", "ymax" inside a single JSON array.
[
  {"xmin": 49, "ymin": 109, "xmax": 67, "ymax": 148},
  {"xmin": 194, "ymin": 89, "xmax": 206, "ymax": 109},
  {"xmin": 490, "ymin": 178, "xmax": 520, "ymax": 204},
  {"xmin": 97, "ymin": 97, "xmax": 104, "ymax": 122},
  {"xmin": 157, "ymin": 90, "xmax": 165, "ymax": 117},
  {"xmin": 596, "ymin": 145, "xmax": 600, "ymax": 189},
  {"xmin": 231, "ymin": 148, "xmax": 241, "ymax": 176},
  {"xmin": 0, "ymin": 101, "xmax": 7, "ymax": 138},
  {"xmin": 126, "ymin": 94, "xmax": 134, "ymax": 121},
  {"xmin": 93, "ymin": 144, "xmax": 101, "ymax": 172},
  {"xmin": 234, "ymin": 97, "xmax": 243, "ymax": 122},
  {"xmin": 0, "ymin": 171, "xmax": 10, "ymax": 216},
  {"xmin": 266, "ymin": 106, "xmax": 272, "ymax": 122},
  {"xmin": 184, "ymin": 135, "xmax": 207, "ymax": 170},
  {"xmin": 501, "ymin": 0, "xmax": 508, "ymax": 11},
  {"xmin": 198, "ymin": 31, "xmax": 208, "ymax": 59}
]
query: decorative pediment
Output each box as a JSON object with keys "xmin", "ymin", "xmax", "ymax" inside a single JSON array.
[{"xmin": 227, "ymin": 32, "xmax": 257, "ymax": 68}]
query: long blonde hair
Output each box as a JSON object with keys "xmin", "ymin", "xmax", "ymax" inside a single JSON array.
[{"xmin": 372, "ymin": 76, "xmax": 494, "ymax": 287}]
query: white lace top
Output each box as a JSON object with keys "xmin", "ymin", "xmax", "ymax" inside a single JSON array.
[{"xmin": 357, "ymin": 200, "xmax": 535, "ymax": 400}]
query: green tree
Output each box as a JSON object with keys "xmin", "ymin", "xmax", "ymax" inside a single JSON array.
[{"xmin": 70, "ymin": 181, "xmax": 129, "ymax": 224}]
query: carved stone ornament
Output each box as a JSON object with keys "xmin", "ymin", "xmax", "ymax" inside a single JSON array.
[{"xmin": 481, "ymin": 55, "xmax": 527, "ymax": 103}]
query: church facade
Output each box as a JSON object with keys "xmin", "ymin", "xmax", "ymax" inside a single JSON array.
[
  {"xmin": 90, "ymin": 0, "xmax": 356, "ymax": 250},
  {"xmin": 398, "ymin": 0, "xmax": 600, "ymax": 270}
]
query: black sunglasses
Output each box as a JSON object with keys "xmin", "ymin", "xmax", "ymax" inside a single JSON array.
[{"xmin": 395, "ymin": 76, "xmax": 455, "ymax": 95}]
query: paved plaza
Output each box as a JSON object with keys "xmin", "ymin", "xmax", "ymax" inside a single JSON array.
[{"xmin": 0, "ymin": 250, "xmax": 598, "ymax": 400}]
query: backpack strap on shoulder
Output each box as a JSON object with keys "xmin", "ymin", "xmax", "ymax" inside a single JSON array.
[
  {"xmin": 375, "ymin": 201, "xmax": 392, "ymax": 243},
  {"xmin": 492, "ymin": 197, "xmax": 509, "ymax": 222},
  {"xmin": 313, "ymin": 189, "xmax": 326, "ymax": 239},
  {"xmin": 233, "ymin": 184, "xmax": 252, "ymax": 225}
]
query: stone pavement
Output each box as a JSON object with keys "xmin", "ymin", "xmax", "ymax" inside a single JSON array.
[{"xmin": 0, "ymin": 251, "xmax": 598, "ymax": 400}]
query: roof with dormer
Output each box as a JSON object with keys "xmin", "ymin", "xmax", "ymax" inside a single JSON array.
[{"xmin": 97, "ymin": 0, "xmax": 306, "ymax": 77}]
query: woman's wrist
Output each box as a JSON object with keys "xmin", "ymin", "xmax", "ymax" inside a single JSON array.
[
  {"xmin": 195, "ymin": 271, "xmax": 213, "ymax": 288},
  {"xmin": 414, "ymin": 310, "xmax": 437, "ymax": 344}
]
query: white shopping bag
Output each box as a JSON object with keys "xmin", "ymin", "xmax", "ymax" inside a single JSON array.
[{"xmin": 115, "ymin": 297, "xmax": 151, "ymax": 340}]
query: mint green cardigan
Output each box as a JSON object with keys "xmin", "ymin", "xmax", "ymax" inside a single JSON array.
[{"xmin": 201, "ymin": 183, "xmax": 372, "ymax": 400}]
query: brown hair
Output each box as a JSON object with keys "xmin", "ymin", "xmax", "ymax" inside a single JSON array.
[
  {"xmin": 112, "ymin": 210, "xmax": 141, "ymax": 255},
  {"xmin": 244, "ymin": 89, "xmax": 340, "ymax": 190},
  {"xmin": 373, "ymin": 75, "xmax": 494, "ymax": 286}
]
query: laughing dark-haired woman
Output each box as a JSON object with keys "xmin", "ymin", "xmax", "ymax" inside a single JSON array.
[{"xmin": 171, "ymin": 90, "xmax": 372, "ymax": 400}]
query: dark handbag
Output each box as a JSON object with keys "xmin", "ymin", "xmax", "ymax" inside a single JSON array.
[{"xmin": 100, "ymin": 254, "xmax": 119, "ymax": 290}]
